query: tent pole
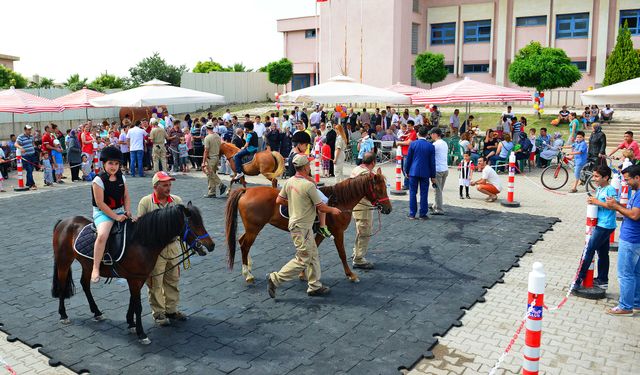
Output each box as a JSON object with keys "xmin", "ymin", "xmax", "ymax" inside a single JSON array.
[
  {"xmin": 12, "ymin": 112, "xmax": 15, "ymax": 128},
  {"xmin": 85, "ymin": 107, "xmax": 89, "ymax": 121}
]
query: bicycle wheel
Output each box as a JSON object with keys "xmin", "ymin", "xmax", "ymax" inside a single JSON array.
[
  {"xmin": 585, "ymin": 175, "xmax": 597, "ymax": 195},
  {"xmin": 541, "ymin": 164, "xmax": 569, "ymax": 190}
]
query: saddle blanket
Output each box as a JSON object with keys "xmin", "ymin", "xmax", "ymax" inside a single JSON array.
[
  {"xmin": 73, "ymin": 221, "xmax": 129, "ymax": 264},
  {"xmin": 278, "ymin": 205, "xmax": 319, "ymax": 224}
]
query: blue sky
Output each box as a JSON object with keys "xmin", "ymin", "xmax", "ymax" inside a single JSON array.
[{"xmin": 5, "ymin": 0, "xmax": 316, "ymax": 81}]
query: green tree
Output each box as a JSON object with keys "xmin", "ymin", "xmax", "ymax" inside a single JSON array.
[
  {"xmin": 129, "ymin": 52, "xmax": 187, "ymax": 86},
  {"xmin": 257, "ymin": 65, "xmax": 268, "ymax": 73},
  {"xmin": 266, "ymin": 58, "xmax": 293, "ymax": 92},
  {"xmin": 226, "ymin": 63, "xmax": 252, "ymax": 72},
  {"xmin": 192, "ymin": 59, "xmax": 227, "ymax": 73},
  {"xmin": 603, "ymin": 22, "xmax": 640, "ymax": 86},
  {"xmin": 64, "ymin": 73, "xmax": 88, "ymax": 91},
  {"xmin": 414, "ymin": 52, "xmax": 448, "ymax": 88},
  {"xmin": 508, "ymin": 41, "xmax": 581, "ymax": 92},
  {"xmin": 89, "ymin": 72, "xmax": 125, "ymax": 92},
  {"xmin": 0, "ymin": 65, "xmax": 28, "ymax": 88},
  {"xmin": 28, "ymin": 76, "xmax": 56, "ymax": 89}
]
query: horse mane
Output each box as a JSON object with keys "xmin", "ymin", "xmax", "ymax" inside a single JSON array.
[
  {"xmin": 320, "ymin": 174, "xmax": 371, "ymax": 206},
  {"xmin": 131, "ymin": 205, "xmax": 185, "ymax": 248}
]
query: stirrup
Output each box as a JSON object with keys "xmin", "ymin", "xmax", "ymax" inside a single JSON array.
[{"xmin": 101, "ymin": 254, "xmax": 113, "ymax": 266}]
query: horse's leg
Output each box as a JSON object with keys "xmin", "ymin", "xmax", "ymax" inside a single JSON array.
[
  {"xmin": 126, "ymin": 295, "xmax": 135, "ymax": 332},
  {"xmin": 332, "ymin": 230, "xmax": 359, "ymax": 282},
  {"xmin": 238, "ymin": 230, "xmax": 260, "ymax": 283},
  {"xmin": 55, "ymin": 253, "xmax": 75, "ymax": 324},
  {"xmin": 80, "ymin": 265, "xmax": 104, "ymax": 321},
  {"xmin": 127, "ymin": 279, "xmax": 150, "ymax": 344}
]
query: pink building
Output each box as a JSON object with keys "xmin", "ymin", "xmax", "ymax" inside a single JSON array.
[
  {"xmin": 0, "ymin": 53, "xmax": 20, "ymax": 71},
  {"xmin": 278, "ymin": 0, "xmax": 640, "ymax": 90}
]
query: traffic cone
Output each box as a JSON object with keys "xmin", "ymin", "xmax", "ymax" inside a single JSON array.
[
  {"xmin": 391, "ymin": 146, "xmax": 406, "ymax": 196},
  {"xmin": 573, "ymin": 203, "xmax": 606, "ymax": 299}
]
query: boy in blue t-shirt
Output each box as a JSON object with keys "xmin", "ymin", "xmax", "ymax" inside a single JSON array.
[
  {"xmin": 565, "ymin": 130, "xmax": 588, "ymax": 193},
  {"xmin": 574, "ymin": 165, "xmax": 618, "ymax": 290}
]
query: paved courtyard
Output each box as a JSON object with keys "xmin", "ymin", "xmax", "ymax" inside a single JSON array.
[{"xmin": 0, "ymin": 164, "xmax": 638, "ymax": 374}]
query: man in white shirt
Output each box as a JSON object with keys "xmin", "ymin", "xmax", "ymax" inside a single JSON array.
[
  {"xmin": 471, "ymin": 156, "xmax": 502, "ymax": 202},
  {"xmin": 126, "ymin": 120, "xmax": 149, "ymax": 177},
  {"xmin": 449, "ymin": 109, "xmax": 460, "ymax": 135},
  {"xmin": 501, "ymin": 105, "xmax": 516, "ymax": 122},
  {"xmin": 412, "ymin": 109, "xmax": 423, "ymax": 126},
  {"xmin": 253, "ymin": 115, "xmax": 266, "ymax": 151},
  {"xmin": 430, "ymin": 128, "xmax": 449, "ymax": 214},
  {"xmin": 601, "ymin": 104, "xmax": 614, "ymax": 124},
  {"xmin": 309, "ymin": 109, "xmax": 321, "ymax": 130},
  {"xmin": 222, "ymin": 109, "xmax": 232, "ymax": 122},
  {"xmin": 162, "ymin": 110, "xmax": 174, "ymax": 129},
  {"xmin": 390, "ymin": 109, "xmax": 400, "ymax": 127}
]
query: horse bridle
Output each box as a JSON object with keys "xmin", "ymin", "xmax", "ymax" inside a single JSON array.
[
  {"xmin": 367, "ymin": 176, "xmax": 389, "ymax": 209},
  {"xmin": 181, "ymin": 215, "xmax": 210, "ymax": 252}
]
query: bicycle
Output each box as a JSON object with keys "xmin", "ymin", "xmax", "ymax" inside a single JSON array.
[
  {"xmin": 584, "ymin": 156, "xmax": 619, "ymax": 195},
  {"xmin": 540, "ymin": 152, "xmax": 596, "ymax": 190}
]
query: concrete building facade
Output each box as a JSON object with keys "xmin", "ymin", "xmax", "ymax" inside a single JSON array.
[
  {"xmin": 278, "ymin": 0, "xmax": 640, "ymax": 90},
  {"xmin": 0, "ymin": 53, "xmax": 20, "ymax": 70}
]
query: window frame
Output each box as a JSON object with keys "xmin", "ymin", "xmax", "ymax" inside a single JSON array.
[
  {"xmin": 570, "ymin": 61, "xmax": 587, "ymax": 72},
  {"xmin": 620, "ymin": 9, "xmax": 640, "ymax": 35},
  {"xmin": 411, "ymin": 23, "xmax": 420, "ymax": 54},
  {"xmin": 445, "ymin": 65, "xmax": 454, "ymax": 74},
  {"xmin": 555, "ymin": 13, "xmax": 589, "ymax": 39},
  {"xmin": 463, "ymin": 64, "xmax": 490, "ymax": 73},
  {"xmin": 411, "ymin": 65, "xmax": 417, "ymax": 86},
  {"xmin": 430, "ymin": 22, "xmax": 456, "ymax": 45},
  {"xmin": 304, "ymin": 29, "xmax": 317, "ymax": 39},
  {"xmin": 515, "ymin": 15, "xmax": 547, "ymax": 27},
  {"xmin": 413, "ymin": 0, "xmax": 420, "ymax": 13},
  {"xmin": 464, "ymin": 20, "xmax": 492, "ymax": 43}
]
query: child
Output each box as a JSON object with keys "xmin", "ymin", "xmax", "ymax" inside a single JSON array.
[
  {"xmin": 81, "ymin": 153, "xmax": 95, "ymax": 181},
  {"xmin": 51, "ymin": 139, "xmax": 65, "ymax": 184},
  {"xmin": 0, "ymin": 147, "xmax": 5, "ymax": 192},
  {"xmin": 178, "ymin": 137, "xmax": 189, "ymax": 174},
  {"xmin": 621, "ymin": 149, "xmax": 635, "ymax": 169},
  {"xmin": 41, "ymin": 150, "xmax": 54, "ymax": 186},
  {"xmin": 95, "ymin": 137, "xmax": 106, "ymax": 170},
  {"xmin": 458, "ymin": 152, "xmax": 474, "ymax": 199},
  {"xmin": 528, "ymin": 128, "xmax": 537, "ymax": 169},
  {"xmin": 321, "ymin": 139, "xmax": 332, "ymax": 177},
  {"xmin": 564, "ymin": 130, "xmax": 587, "ymax": 193},
  {"xmin": 109, "ymin": 131, "xmax": 119, "ymax": 147}
]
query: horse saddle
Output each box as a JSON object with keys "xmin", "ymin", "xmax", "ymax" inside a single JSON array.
[
  {"xmin": 73, "ymin": 221, "xmax": 130, "ymax": 265},
  {"xmin": 278, "ymin": 205, "xmax": 320, "ymax": 225}
]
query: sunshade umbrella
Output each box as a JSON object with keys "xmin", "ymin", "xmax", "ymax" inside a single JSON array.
[
  {"xmin": 385, "ymin": 82, "xmax": 427, "ymax": 97},
  {"xmin": 89, "ymin": 79, "xmax": 225, "ymax": 107},
  {"xmin": 0, "ymin": 86, "xmax": 63, "ymax": 126},
  {"xmin": 52, "ymin": 87, "xmax": 105, "ymax": 120},
  {"xmin": 278, "ymin": 75, "xmax": 411, "ymax": 105},
  {"xmin": 580, "ymin": 77, "xmax": 640, "ymax": 105},
  {"xmin": 410, "ymin": 77, "xmax": 532, "ymax": 104}
]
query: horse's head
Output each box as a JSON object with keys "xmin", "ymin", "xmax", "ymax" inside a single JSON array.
[
  {"xmin": 366, "ymin": 168, "xmax": 392, "ymax": 215},
  {"xmin": 180, "ymin": 202, "xmax": 215, "ymax": 255}
]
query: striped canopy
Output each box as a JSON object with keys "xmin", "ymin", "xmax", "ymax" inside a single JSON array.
[
  {"xmin": 53, "ymin": 87, "xmax": 105, "ymax": 109},
  {"xmin": 410, "ymin": 77, "xmax": 532, "ymax": 104},
  {"xmin": 385, "ymin": 82, "xmax": 427, "ymax": 97},
  {"xmin": 0, "ymin": 87, "xmax": 63, "ymax": 114}
]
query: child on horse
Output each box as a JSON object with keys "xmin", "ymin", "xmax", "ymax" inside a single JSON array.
[
  {"xmin": 90, "ymin": 146, "xmax": 131, "ymax": 283},
  {"xmin": 232, "ymin": 121, "xmax": 258, "ymax": 181},
  {"xmin": 287, "ymin": 130, "xmax": 332, "ymax": 238}
]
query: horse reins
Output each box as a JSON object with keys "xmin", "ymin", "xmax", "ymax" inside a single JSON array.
[
  {"xmin": 337, "ymin": 177, "xmax": 387, "ymax": 238},
  {"xmin": 152, "ymin": 216, "xmax": 210, "ymax": 277}
]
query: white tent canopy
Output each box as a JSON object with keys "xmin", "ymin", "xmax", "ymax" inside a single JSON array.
[
  {"xmin": 89, "ymin": 79, "xmax": 225, "ymax": 107},
  {"xmin": 580, "ymin": 77, "xmax": 640, "ymax": 105},
  {"xmin": 279, "ymin": 75, "xmax": 411, "ymax": 105}
]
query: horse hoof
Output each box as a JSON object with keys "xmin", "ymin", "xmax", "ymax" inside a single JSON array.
[
  {"xmin": 60, "ymin": 318, "xmax": 71, "ymax": 325},
  {"xmin": 93, "ymin": 315, "xmax": 105, "ymax": 322},
  {"xmin": 139, "ymin": 337, "xmax": 151, "ymax": 345},
  {"xmin": 348, "ymin": 275, "xmax": 360, "ymax": 283},
  {"xmin": 129, "ymin": 327, "xmax": 137, "ymax": 334},
  {"xmin": 245, "ymin": 276, "xmax": 255, "ymax": 284}
]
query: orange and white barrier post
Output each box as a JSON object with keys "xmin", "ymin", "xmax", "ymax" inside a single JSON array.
[
  {"xmin": 523, "ymin": 262, "xmax": 545, "ymax": 375},
  {"xmin": 13, "ymin": 148, "xmax": 29, "ymax": 192},
  {"xmin": 391, "ymin": 146, "xmax": 406, "ymax": 196},
  {"xmin": 314, "ymin": 142, "xmax": 323, "ymax": 187},
  {"xmin": 501, "ymin": 152, "xmax": 520, "ymax": 207},
  {"xmin": 573, "ymin": 203, "xmax": 606, "ymax": 299}
]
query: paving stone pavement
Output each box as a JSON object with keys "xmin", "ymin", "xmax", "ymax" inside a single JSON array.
[{"xmin": 0, "ymin": 166, "xmax": 556, "ymax": 374}]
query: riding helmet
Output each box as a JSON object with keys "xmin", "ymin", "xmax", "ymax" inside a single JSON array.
[
  {"xmin": 291, "ymin": 130, "xmax": 311, "ymax": 145},
  {"xmin": 100, "ymin": 146, "xmax": 123, "ymax": 163}
]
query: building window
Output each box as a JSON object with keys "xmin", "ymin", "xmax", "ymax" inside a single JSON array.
[
  {"xmin": 445, "ymin": 65, "xmax": 454, "ymax": 74},
  {"xmin": 516, "ymin": 16, "xmax": 547, "ymax": 27},
  {"xmin": 305, "ymin": 29, "xmax": 316, "ymax": 39},
  {"xmin": 464, "ymin": 20, "xmax": 491, "ymax": 43},
  {"xmin": 413, "ymin": 0, "xmax": 419, "ymax": 13},
  {"xmin": 463, "ymin": 64, "xmax": 489, "ymax": 73},
  {"xmin": 621, "ymin": 9, "xmax": 640, "ymax": 35},
  {"xmin": 571, "ymin": 61, "xmax": 587, "ymax": 71},
  {"xmin": 431, "ymin": 22, "xmax": 456, "ymax": 45},
  {"xmin": 556, "ymin": 13, "xmax": 589, "ymax": 38},
  {"xmin": 411, "ymin": 65, "xmax": 417, "ymax": 86},
  {"xmin": 411, "ymin": 23, "xmax": 419, "ymax": 54}
]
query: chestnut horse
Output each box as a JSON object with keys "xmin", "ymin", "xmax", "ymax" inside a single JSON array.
[
  {"xmin": 219, "ymin": 143, "xmax": 285, "ymax": 188},
  {"xmin": 119, "ymin": 106, "xmax": 167, "ymax": 125},
  {"xmin": 51, "ymin": 203, "xmax": 214, "ymax": 344},
  {"xmin": 224, "ymin": 170, "xmax": 392, "ymax": 283}
]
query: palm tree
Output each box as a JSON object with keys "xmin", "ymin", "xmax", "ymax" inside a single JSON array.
[
  {"xmin": 226, "ymin": 63, "xmax": 252, "ymax": 72},
  {"xmin": 64, "ymin": 73, "xmax": 88, "ymax": 91}
]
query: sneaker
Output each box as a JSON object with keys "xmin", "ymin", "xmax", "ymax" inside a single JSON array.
[
  {"xmin": 203, "ymin": 194, "xmax": 216, "ymax": 198},
  {"xmin": 407, "ymin": 215, "xmax": 416, "ymax": 220},
  {"xmin": 266, "ymin": 274, "xmax": 276, "ymax": 298},
  {"xmin": 319, "ymin": 226, "xmax": 332, "ymax": 238},
  {"xmin": 219, "ymin": 184, "xmax": 227, "ymax": 196},
  {"xmin": 232, "ymin": 172, "xmax": 244, "ymax": 182},
  {"xmin": 593, "ymin": 279, "xmax": 608, "ymax": 289},
  {"xmin": 466, "ymin": 195, "xmax": 471, "ymax": 199},
  {"xmin": 606, "ymin": 306, "xmax": 633, "ymax": 317},
  {"xmin": 634, "ymin": 307, "xmax": 640, "ymax": 313},
  {"xmin": 353, "ymin": 262, "xmax": 374, "ymax": 270},
  {"xmin": 459, "ymin": 196, "xmax": 464, "ymax": 199},
  {"xmin": 432, "ymin": 211, "xmax": 444, "ymax": 216},
  {"xmin": 418, "ymin": 216, "xmax": 429, "ymax": 220},
  {"xmin": 166, "ymin": 311, "xmax": 188, "ymax": 322},
  {"xmin": 169, "ymin": 172, "xmax": 178, "ymax": 176},
  {"xmin": 307, "ymin": 286, "xmax": 331, "ymax": 297},
  {"xmin": 154, "ymin": 314, "xmax": 170, "ymax": 326}
]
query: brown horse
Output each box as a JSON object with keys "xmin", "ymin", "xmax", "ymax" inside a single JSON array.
[
  {"xmin": 52, "ymin": 203, "xmax": 214, "ymax": 344},
  {"xmin": 224, "ymin": 170, "xmax": 392, "ymax": 283},
  {"xmin": 119, "ymin": 106, "xmax": 166, "ymax": 125},
  {"xmin": 219, "ymin": 143, "xmax": 285, "ymax": 188}
]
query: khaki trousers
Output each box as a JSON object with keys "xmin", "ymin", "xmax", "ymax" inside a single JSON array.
[
  {"xmin": 206, "ymin": 156, "xmax": 221, "ymax": 195},
  {"xmin": 334, "ymin": 157, "xmax": 345, "ymax": 183},
  {"xmin": 271, "ymin": 226, "xmax": 322, "ymax": 292},
  {"xmin": 152, "ymin": 145, "xmax": 166, "ymax": 173},
  {"xmin": 352, "ymin": 213, "xmax": 372, "ymax": 264},
  {"xmin": 146, "ymin": 247, "xmax": 180, "ymax": 317}
]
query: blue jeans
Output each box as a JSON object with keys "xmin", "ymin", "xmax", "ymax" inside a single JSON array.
[
  {"xmin": 409, "ymin": 176, "xmax": 429, "ymax": 218},
  {"xmin": 401, "ymin": 156, "xmax": 409, "ymax": 188},
  {"xmin": 617, "ymin": 239, "xmax": 640, "ymax": 311},
  {"xmin": 577, "ymin": 226, "xmax": 614, "ymax": 284},
  {"xmin": 23, "ymin": 153, "xmax": 36, "ymax": 187},
  {"xmin": 233, "ymin": 148, "xmax": 254, "ymax": 174},
  {"xmin": 130, "ymin": 150, "xmax": 144, "ymax": 177}
]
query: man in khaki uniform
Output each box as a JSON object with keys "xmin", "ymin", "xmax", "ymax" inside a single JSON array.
[
  {"xmin": 149, "ymin": 118, "xmax": 168, "ymax": 173},
  {"xmin": 350, "ymin": 152, "xmax": 376, "ymax": 269},
  {"xmin": 202, "ymin": 122, "xmax": 226, "ymax": 198},
  {"xmin": 267, "ymin": 154, "xmax": 342, "ymax": 298},
  {"xmin": 138, "ymin": 171, "xmax": 187, "ymax": 325}
]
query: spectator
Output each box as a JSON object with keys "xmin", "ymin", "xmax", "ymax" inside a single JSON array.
[
  {"xmin": 502, "ymin": 105, "xmax": 516, "ymax": 121},
  {"xmin": 450, "ymin": 109, "xmax": 460, "ymax": 135},
  {"xmin": 588, "ymin": 125, "xmax": 607, "ymax": 162},
  {"xmin": 430, "ymin": 106, "xmax": 441, "ymax": 128},
  {"xmin": 325, "ymin": 123, "xmax": 337, "ymax": 176},
  {"xmin": 359, "ymin": 108, "xmax": 371, "ymax": 126},
  {"xmin": 265, "ymin": 123, "xmax": 282, "ymax": 152},
  {"xmin": 405, "ymin": 126, "xmax": 436, "ymax": 219},
  {"xmin": 413, "ymin": 109, "xmax": 423, "ymax": 127},
  {"xmin": 118, "ymin": 125, "xmax": 130, "ymax": 173},
  {"xmin": 589, "ymin": 105, "xmax": 600, "ymax": 126},
  {"xmin": 609, "ymin": 131, "xmax": 640, "ymax": 160},
  {"xmin": 601, "ymin": 104, "xmax": 614, "ymax": 124},
  {"xmin": 397, "ymin": 120, "xmax": 417, "ymax": 189},
  {"xmin": 558, "ymin": 105, "xmax": 571, "ymax": 123},
  {"xmin": 604, "ymin": 164, "xmax": 640, "ymax": 316},
  {"xmin": 514, "ymin": 116, "xmax": 526, "ymax": 135},
  {"xmin": 459, "ymin": 132, "xmax": 479, "ymax": 165},
  {"xmin": 375, "ymin": 125, "xmax": 385, "ymax": 140},
  {"xmin": 80, "ymin": 123, "xmax": 94, "ymax": 156},
  {"xmin": 460, "ymin": 115, "xmax": 474, "ymax": 134},
  {"xmin": 67, "ymin": 130, "xmax": 82, "ymax": 182},
  {"xmin": 126, "ymin": 120, "xmax": 148, "ymax": 177},
  {"xmin": 370, "ymin": 108, "xmax": 382, "ymax": 127},
  {"xmin": 581, "ymin": 106, "xmax": 592, "ymax": 128},
  {"xmin": 280, "ymin": 127, "xmax": 293, "ymax": 159},
  {"xmin": 458, "ymin": 152, "xmax": 474, "ymax": 199},
  {"xmin": 381, "ymin": 129, "xmax": 396, "ymax": 141},
  {"xmin": 471, "ymin": 156, "xmax": 502, "ymax": 202},
  {"xmin": 539, "ymin": 132, "xmax": 564, "ymax": 167},
  {"xmin": 483, "ymin": 130, "xmax": 499, "ymax": 159},
  {"xmin": 430, "ymin": 128, "xmax": 448, "ymax": 215},
  {"xmin": 310, "ymin": 107, "xmax": 321, "ymax": 129},
  {"xmin": 52, "ymin": 139, "xmax": 65, "ymax": 183},
  {"xmin": 253, "ymin": 116, "xmax": 266, "ymax": 151},
  {"xmin": 490, "ymin": 133, "xmax": 514, "ymax": 169},
  {"xmin": 15, "ymin": 125, "xmax": 38, "ymax": 190},
  {"xmin": 356, "ymin": 131, "xmax": 374, "ymax": 166},
  {"xmin": 166, "ymin": 122, "xmax": 183, "ymax": 176},
  {"xmin": 232, "ymin": 128, "xmax": 246, "ymax": 149},
  {"xmin": 568, "ymin": 112, "xmax": 581, "ymax": 143},
  {"xmin": 514, "ymin": 132, "xmax": 533, "ymax": 166},
  {"xmin": 333, "ymin": 124, "xmax": 348, "ymax": 183},
  {"xmin": 564, "ymin": 130, "xmax": 588, "ymax": 193},
  {"xmin": 535, "ymin": 128, "xmax": 551, "ymax": 167},
  {"xmin": 499, "ymin": 115, "xmax": 512, "ymax": 137},
  {"xmin": 0, "ymin": 147, "xmax": 5, "ymax": 192},
  {"xmin": 149, "ymin": 120, "xmax": 168, "ymax": 173},
  {"xmin": 528, "ymin": 129, "xmax": 537, "ymax": 169}
]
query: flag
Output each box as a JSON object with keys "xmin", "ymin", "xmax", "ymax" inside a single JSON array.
[{"xmin": 317, "ymin": 0, "xmax": 328, "ymax": 2}]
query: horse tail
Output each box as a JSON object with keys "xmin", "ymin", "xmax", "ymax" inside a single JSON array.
[
  {"xmin": 225, "ymin": 188, "xmax": 246, "ymax": 270},
  {"xmin": 265, "ymin": 152, "xmax": 285, "ymax": 180},
  {"xmin": 51, "ymin": 220, "xmax": 75, "ymax": 299}
]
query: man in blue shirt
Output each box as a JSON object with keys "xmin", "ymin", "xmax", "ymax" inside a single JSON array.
[
  {"xmin": 14, "ymin": 125, "xmax": 37, "ymax": 189},
  {"xmin": 404, "ymin": 126, "xmax": 436, "ymax": 219},
  {"xmin": 605, "ymin": 164, "xmax": 640, "ymax": 316},
  {"xmin": 565, "ymin": 130, "xmax": 587, "ymax": 193}
]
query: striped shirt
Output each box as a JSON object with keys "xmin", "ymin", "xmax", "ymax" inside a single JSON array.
[{"xmin": 16, "ymin": 133, "xmax": 36, "ymax": 156}]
